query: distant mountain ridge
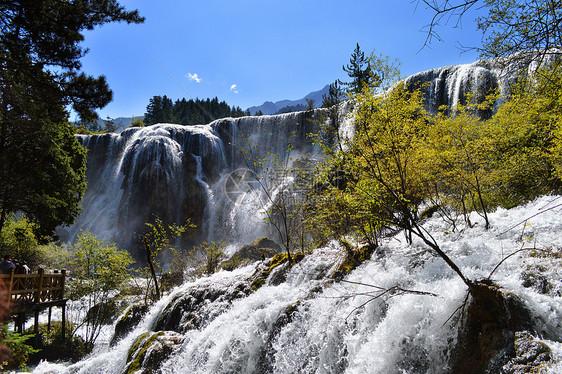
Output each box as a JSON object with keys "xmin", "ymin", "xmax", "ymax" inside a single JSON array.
[{"xmin": 247, "ymin": 84, "xmax": 329, "ymax": 115}]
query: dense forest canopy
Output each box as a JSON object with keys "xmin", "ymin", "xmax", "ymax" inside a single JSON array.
[{"xmin": 144, "ymin": 95, "xmax": 248, "ymax": 126}]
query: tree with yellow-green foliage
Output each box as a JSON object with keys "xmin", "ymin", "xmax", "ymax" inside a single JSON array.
[
  {"xmin": 68, "ymin": 232, "xmax": 134, "ymax": 351},
  {"xmin": 141, "ymin": 218, "xmax": 190, "ymax": 301},
  {"xmin": 421, "ymin": 102, "xmax": 493, "ymax": 229},
  {"xmin": 0, "ymin": 216, "xmax": 41, "ymax": 267},
  {"xmin": 350, "ymin": 83, "xmax": 430, "ymax": 241},
  {"xmin": 316, "ymin": 74, "xmax": 472, "ymax": 286},
  {"xmin": 480, "ymin": 83, "xmax": 560, "ymax": 208},
  {"xmin": 417, "ymin": 59, "xmax": 562, "ymax": 230}
]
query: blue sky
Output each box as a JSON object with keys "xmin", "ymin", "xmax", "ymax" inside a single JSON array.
[{"xmin": 78, "ymin": 0, "xmax": 486, "ymax": 120}]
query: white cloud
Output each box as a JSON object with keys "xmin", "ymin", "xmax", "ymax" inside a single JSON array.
[
  {"xmin": 230, "ymin": 84, "xmax": 239, "ymax": 94},
  {"xmin": 186, "ymin": 72, "xmax": 201, "ymax": 83}
]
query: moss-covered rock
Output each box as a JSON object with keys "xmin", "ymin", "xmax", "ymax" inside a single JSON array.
[
  {"xmin": 332, "ymin": 244, "xmax": 376, "ymax": 280},
  {"xmin": 111, "ymin": 301, "xmax": 150, "ymax": 346},
  {"xmin": 123, "ymin": 331, "xmax": 183, "ymax": 374},
  {"xmin": 249, "ymin": 252, "xmax": 305, "ymax": 292},
  {"xmin": 221, "ymin": 237, "xmax": 282, "ymax": 271}
]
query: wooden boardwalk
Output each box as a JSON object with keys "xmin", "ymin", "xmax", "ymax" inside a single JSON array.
[{"xmin": 0, "ymin": 269, "xmax": 67, "ymax": 339}]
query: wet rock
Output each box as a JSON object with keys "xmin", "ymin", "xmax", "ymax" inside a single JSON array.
[
  {"xmin": 250, "ymin": 252, "xmax": 305, "ymax": 291},
  {"xmin": 140, "ymin": 332, "xmax": 183, "ymax": 374},
  {"xmin": 332, "ymin": 243, "xmax": 376, "ymax": 281},
  {"xmin": 111, "ymin": 301, "xmax": 150, "ymax": 346},
  {"xmin": 521, "ymin": 265, "xmax": 552, "ymax": 295},
  {"xmin": 450, "ymin": 280, "xmax": 535, "ymax": 374},
  {"xmin": 155, "ymin": 278, "xmax": 250, "ymax": 332},
  {"xmin": 123, "ymin": 331, "xmax": 183, "ymax": 374},
  {"xmin": 221, "ymin": 237, "xmax": 282, "ymax": 271},
  {"xmin": 502, "ymin": 331, "xmax": 552, "ymax": 374},
  {"xmin": 256, "ymin": 302, "xmax": 301, "ymax": 373}
]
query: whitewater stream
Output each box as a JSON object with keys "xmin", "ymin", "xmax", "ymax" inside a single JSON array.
[{"xmin": 34, "ymin": 196, "xmax": 562, "ymax": 373}]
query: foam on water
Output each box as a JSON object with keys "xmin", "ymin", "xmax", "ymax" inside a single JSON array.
[{"xmin": 34, "ymin": 196, "xmax": 562, "ymax": 374}]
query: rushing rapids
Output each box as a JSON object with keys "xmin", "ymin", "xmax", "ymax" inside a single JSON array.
[{"xmin": 35, "ymin": 196, "xmax": 562, "ymax": 373}]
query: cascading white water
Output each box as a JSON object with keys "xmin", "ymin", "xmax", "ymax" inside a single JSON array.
[
  {"xmin": 66, "ymin": 111, "xmax": 323, "ymax": 261},
  {"xmin": 403, "ymin": 59, "xmax": 511, "ymax": 115},
  {"xmin": 66, "ymin": 60, "xmax": 520, "ymax": 261},
  {"xmin": 67, "ymin": 124, "xmax": 228, "ymax": 261},
  {"xmin": 34, "ymin": 196, "xmax": 562, "ymax": 374}
]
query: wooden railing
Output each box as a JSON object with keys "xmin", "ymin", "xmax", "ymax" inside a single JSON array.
[{"xmin": 0, "ymin": 269, "xmax": 66, "ymax": 308}]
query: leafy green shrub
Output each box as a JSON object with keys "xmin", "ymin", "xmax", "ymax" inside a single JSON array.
[
  {"xmin": 26, "ymin": 321, "xmax": 89, "ymax": 364},
  {"xmin": 0, "ymin": 216, "xmax": 41, "ymax": 268},
  {"xmin": 67, "ymin": 231, "xmax": 133, "ymax": 350},
  {"xmin": 0, "ymin": 326, "xmax": 38, "ymax": 370}
]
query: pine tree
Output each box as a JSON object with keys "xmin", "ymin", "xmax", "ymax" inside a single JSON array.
[
  {"xmin": 322, "ymin": 80, "xmax": 346, "ymax": 150},
  {"xmin": 341, "ymin": 43, "xmax": 372, "ymax": 94},
  {"xmin": 0, "ymin": 1, "xmax": 144, "ymax": 236},
  {"xmin": 146, "ymin": 96, "xmax": 250, "ymax": 125},
  {"xmin": 144, "ymin": 96, "xmax": 164, "ymax": 125},
  {"xmin": 161, "ymin": 95, "xmax": 174, "ymax": 123}
]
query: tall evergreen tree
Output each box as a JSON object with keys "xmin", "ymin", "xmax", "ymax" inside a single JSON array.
[
  {"xmin": 341, "ymin": 43, "xmax": 372, "ymax": 94},
  {"xmin": 322, "ymin": 80, "xmax": 346, "ymax": 150},
  {"xmin": 0, "ymin": 1, "xmax": 144, "ymax": 236},
  {"xmin": 161, "ymin": 95, "xmax": 174, "ymax": 123},
  {"xmin": 144, "ymin": 96, "xmax": 163, "ymax": 125}
]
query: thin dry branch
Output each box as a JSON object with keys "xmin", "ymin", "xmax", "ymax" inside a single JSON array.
[
  {"xmin": 331, "ymin": 280, "xmax": 439, "ymax": 323},
  {"xmin": 496, "ymin": 200, "xmax": 562, "ymax": 237},
  {"xmin": 414, "ymin": 0, "xmax": 482, "ymax": 48}
]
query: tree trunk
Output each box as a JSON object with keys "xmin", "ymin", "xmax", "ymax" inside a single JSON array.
[{"xmin": 143, "ymin": 237, "xmax": 160, "ymax": 300}]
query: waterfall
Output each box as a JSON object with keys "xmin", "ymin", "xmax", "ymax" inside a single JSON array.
[
  {"xmin": 64, "ymin": 59, "xmax": 527, "ymax": 263},
  {"xmin": 65, "ymin": 111, "xmax": 323, "ymax": 262},
  {"xmin": 403, "ymin": 59, "xmax": 514, "ymax": 116},
  {"xmin": 34, "ymin": 58, "xmax": 562, "ymax": 373}
]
